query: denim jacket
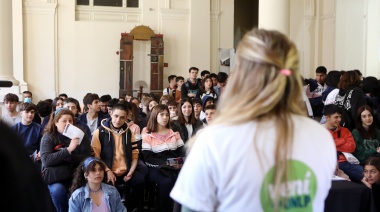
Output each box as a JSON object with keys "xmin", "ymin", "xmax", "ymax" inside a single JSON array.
[{"xmin": 69, "ymin": 183, "xmax": 126, "ymax": 212}]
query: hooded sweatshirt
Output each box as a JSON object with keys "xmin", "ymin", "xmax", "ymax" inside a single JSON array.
[{"xmin": 91, "ymin": 118, "xmax": 138, "ymax": 177}]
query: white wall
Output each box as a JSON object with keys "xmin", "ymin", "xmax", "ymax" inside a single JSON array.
[
  {"xmin": 17, "ymin": 0, "xmax": 234, "ymax": 102},
  {"xmin": 289, "ymin": 0, "xmax": 380, "ymax": 79}
]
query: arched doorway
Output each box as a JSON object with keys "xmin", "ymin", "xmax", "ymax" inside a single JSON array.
[{"xmin": 119, "ymin": 25, "xmax": 164, "ymax": 98}]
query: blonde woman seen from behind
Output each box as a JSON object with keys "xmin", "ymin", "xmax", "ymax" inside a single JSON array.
[{"xmin": 170, "ymin": 28, "xmax": 337, "ymax": 212}]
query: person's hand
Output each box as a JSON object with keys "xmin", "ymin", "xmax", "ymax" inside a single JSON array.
[
  {"xmin": 172, "ymin": 164, "xmax": 182, "ymax": 169},
  {"xmin": 123, "ymin": 172, "xmax": 133, "ymax": 182},
  {"xmin": 35, "ymin": 151, "xmax": 41, "ymax": 161},
  {"xmin": 107, "ymin": 170, "xmax": 116, "ymax": 185},
  {"xmin": 188, "ymin": 93, "xmax": 196, "ymax": 97},
  {"xmin": 67, "ymin": 138, "xmax": 80, "ymax": 153},
  {"xmin": 362, "ymin": 176, "xmax": 372, "ymax": 189}
]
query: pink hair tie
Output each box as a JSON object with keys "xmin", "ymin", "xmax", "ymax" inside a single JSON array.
[{"xmin": 280, "ymin": 69, "xmax": 292, "ymax": 76}]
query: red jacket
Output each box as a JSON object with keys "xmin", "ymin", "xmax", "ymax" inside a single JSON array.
[{"xmin": 328, "ymin": 126, "xmax": 356, "ymax": 162}]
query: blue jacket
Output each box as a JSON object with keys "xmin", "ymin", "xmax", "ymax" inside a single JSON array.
[{"xmin": 69, "ymin": 183, "xmax": 126, "ymax": 212}]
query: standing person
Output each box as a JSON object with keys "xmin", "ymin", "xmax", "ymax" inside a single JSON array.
[
  {"xmin": 141, "ymin": 104, "xmax": 185, "ymax": 212},
  {"xmin": 163, "ymin": 75, "xmax": 177, "ymax": 97},
  {"xmin": 69, "ymin": 157, "xmax": 127, "ymax": 212},
  {"xmin": 352, "ymin": 105, "xmax": 380, "ymax": 164},
  {"xmin": 91, "ymin": 103, "xmax": 146, "ymax": 211},
  {"xmin": 40, "ymin": 109, "xmax": 92, "ymax": 212},
  {"xmin": 170, "ymin": 28, "xmax": 337, "ymax": 211},
  {"xmin": 181, "ymin": 67, "xmax": 201, "ymax": 99},
  {"xmin": 334, "ymin": 70, "xmax": 366, "ymax": 131},
  {"xmin": 171, "ymin": 98, "xmax": 203, "ymax": 143},
  {"xmin": 0, "ymin": 121, "xmax": 54, "ymax": 212}
]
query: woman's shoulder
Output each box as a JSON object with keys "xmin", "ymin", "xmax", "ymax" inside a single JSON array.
[
  {"xmin": 102, "ymin": 183, "xmax": 119, "ymax": 194},
  {"xmin": 70, "ymin": 186, "xmax": 86, "ymax": 199}
]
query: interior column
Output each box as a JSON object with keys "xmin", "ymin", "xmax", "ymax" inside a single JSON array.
[
  {"xmin": 0, "ymin": 0, "xmax": 19, "ymax": 88},
  {"xmin": 258, "ymin": 0, "xmax": 290, "ymax": 36}
]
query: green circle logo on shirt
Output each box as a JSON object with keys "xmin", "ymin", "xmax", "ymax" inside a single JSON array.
[{"xmin": 260, "ymin": 160, "xmax": 317, "ymax": 212}]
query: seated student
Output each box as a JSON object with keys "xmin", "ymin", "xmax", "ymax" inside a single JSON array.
[
  {"xmin": 196, "ymin": 76, "xmax": 218, "ymax": 102},
  {"xmin": 130, "ymin": 97, "xmax": 139, "ymax": 109},
  {"xmin": 159, "ymin": 94, "xmax": 171, "ymax": 105},
  {"xmin": 91, "ymin": 103, "xmax": 146, "ymax": 211},
  {"xmin": 78, "ymin": 93, "xmax": 108, "ymax": 137},
  {"xmin": 107, "ymin": 98, "xmax": 120, "ymax": 116},
  {"xmin": 138, "ymin": 97, "xmax": 152, "ymax": 131},
  {"xmin": 52, "ymin": 97, "xmax": 64, "ymax": 112},
  {"xmin": 58, "ymin": 93, "xmax": 68, "ymax": 101},
  {"xmin": 167, "ymin": 100, "xmax": 178, "ymax": 120},
  {"xmin": 1, "ymin": 93, "xmax": 22, "ymax": 126},
  {"xmin": 323, "ymin": 104, "xmax": 363, "ymax": 182},
  {"xmin": 191, "ymin": 97, "xmax": 203, "ymax": 120},
  {"xmin": 40, "ymin": 109, "xmax": 92, "ymax": 212},
  {"xmin": 352, "ymin": 105, "xmax": 380, "ymax": 164},
  {"xmin": 141, "ymin": 104, "xmax": 185, "ymax": 212},
  {"xmin": 125, "ymin": 94, "xmax": 132, "ymax": 102},
  {"xmin": 200, "ymin": 96, "xmax": 215, "ymax": 120},
  {"xmin": 99, "ymin": 94, "xmax": 112, "ymax": 117},
  {"xmin": 36, "ymin": 100, "xmax": 53, "ymax": 130},
  {"xmin": 213, "ymin": 72, "xmax": 228, "ymax": 97},
  {"xmin": 209, "ymin": 73, "xmax": 218, "ymax": 87},
  {"xmin": 69, "ymin": 157, "xmax": 127, "ymax": 212},
  {"xmin": 362, "ymin": 157, "xmax": 380, "ymax": 211},
  {"xmin": 11, "ymin": 102, "xmax": 44, "ymax": 167},
  {"xmin": 202, "ymin": 104, "xmax": 216, "ymax": 125},
  {"xmin": 63, "ymin": 98, "xmax": 92, "ymax": 139},
  {"xmin": 175, "ymin": 76, "xmax": 185, "ymax": 103},
  {"xmin": 170, "ymin": 98, "xmax": 203, "ymax": 143}
]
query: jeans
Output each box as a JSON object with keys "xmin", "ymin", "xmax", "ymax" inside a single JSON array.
[
  {"xmin": 48, "ymin": 182, "xmax": 69, "ymax": 212},
  {"xmin": 339, "ymin": 161, "xmax": 363, "ymax": 183},
  {"xmin": 148, "ymin": 167, "xmax": 177, "ymax": 212}
]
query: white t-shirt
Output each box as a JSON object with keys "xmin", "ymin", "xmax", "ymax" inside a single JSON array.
[
  {"xmin": 171, "ymin": 114, "xmax": 336, "ymax": 212},
  {"xmin": 1, "ymin": 113, "xmax": 22, "ymax": 127},
  {"xmin": 324, "ymin": 88, "xmax": 339, "ymax": 105}
]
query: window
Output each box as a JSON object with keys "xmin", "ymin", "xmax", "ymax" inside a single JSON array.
[{"xmin": 76, "ymin": 0, "xmax": 138, "ymax": 8}]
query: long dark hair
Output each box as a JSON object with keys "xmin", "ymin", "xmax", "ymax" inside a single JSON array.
[
  {"xmin": 177, "ymin": 98, "xmax": 196, "ymax": 125},
  {"xmin": 338, "ymin": 70, "xmax": 361, "ymax": 90},
  {"xmin": 200, "ymin": 76, "xmax": 216, "ymax": 93},
  {"xmin": 146, "ymin": 104, "xmax": 170, "ymax": 132},
  {"xmin": 69, "ymin": 157, "xmax": 107, "ymax": 196},
  {"xmin": 356, "ymin": 105, "xmax": 377, "ymax": 139},
  {"xmin": 44, "ymin": 109, "xmax": 75, "ymax": 135}
]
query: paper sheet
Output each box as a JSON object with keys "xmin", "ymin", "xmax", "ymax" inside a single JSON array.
[{"xmin": 63, "ymin": 123, "xmax": 85, "ymax": 144}]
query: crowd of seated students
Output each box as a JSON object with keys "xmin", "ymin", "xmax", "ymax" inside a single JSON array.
[
  {"xmin": 2, "ymin": 66, "xmax": 380, "ymax": 210},
  {"xmin": 305, "ymin": 68, "xmax": 380, "ymax": 207},
  {"xmin": 0, "ymin": 67, "xmax": 223, "ymax": 211}
]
